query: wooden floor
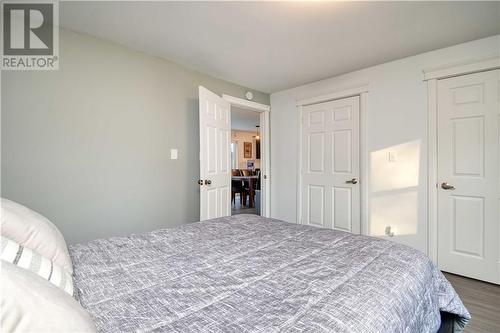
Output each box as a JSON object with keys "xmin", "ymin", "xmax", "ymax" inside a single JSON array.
[
  {"xmin": 231, "ymin": 195, "xmax": 257, "ymax": 216},
  {"xmin": 443, "ymin": 272, "xmax": 500, "ymax": 333}
]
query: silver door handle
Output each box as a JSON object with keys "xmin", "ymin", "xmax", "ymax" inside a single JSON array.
[
  {"xmin": 441, "ymin": 182, "xmax": 455, "ymax": 190},
  {"xmin": 197, "ymin": 179, "xmax": 203, "ymax": 186},
  {"xmin": 204, "ymin": 179, "xmax": 212, "ymax": 185},
  {"xmin": 346, "ymin": 178, "xmax": 358, "ymax": 184}
]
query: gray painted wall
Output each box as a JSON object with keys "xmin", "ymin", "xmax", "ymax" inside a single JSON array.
[{"xmin": 1, "ymin": 29, "xmax": 269, "ymax": 244}]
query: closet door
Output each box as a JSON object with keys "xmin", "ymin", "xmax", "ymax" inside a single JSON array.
[
  {"xmin": 437, "ymin": 70, "xmax": 499, "ymax": 284},
  {"xmin": 301, "ymin": 96, "xmax": 360, "ymax": 233}
]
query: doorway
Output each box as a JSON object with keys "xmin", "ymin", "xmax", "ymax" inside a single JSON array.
[
  {"xmin": 198, "ymin": 86, "xmax": 270, "ymax": 221},
  {"xmin": 231, "ymin": 107, "xmax": 262, "ymax": 216}
]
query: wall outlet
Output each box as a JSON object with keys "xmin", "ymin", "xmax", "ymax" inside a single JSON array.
[{"xmin": 385, "ymin": 226, "xmax": 395, "ymax": 237}]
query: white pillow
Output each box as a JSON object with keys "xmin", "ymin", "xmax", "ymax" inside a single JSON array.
[
  {"xmin": 1, "ymin": 198, "xmax": 73, "ymax": 273},
  {"xmin": 1, "ymin": 236, "xmax": 74, "ymax": 296},
  {"xmin": 1, "ymin": 261, "xmax": 96, "ymax": 333}
]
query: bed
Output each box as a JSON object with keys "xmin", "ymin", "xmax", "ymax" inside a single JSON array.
[{"xmin": 70, "ymin": 214, "xmax": 470, "ymax": 332}]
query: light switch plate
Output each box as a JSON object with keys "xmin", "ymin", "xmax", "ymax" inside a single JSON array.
[
  {"xmin": 170, "ymin": 149, "xmax": 178, "ymax": 160},
  {"xmin": 389, "ymin": 151, "xmax": 398, "ymax": 162}
]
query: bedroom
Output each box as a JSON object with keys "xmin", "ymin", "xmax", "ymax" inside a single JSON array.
[{"xmin": 1, "ymin": 1, "xmax": 499, "ymax": 332}]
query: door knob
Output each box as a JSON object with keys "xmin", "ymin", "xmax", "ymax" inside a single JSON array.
[
  {"xmin": 346, "ymin": 178, "xmax": 358, "ymax": 184},
  {"xmin": 204, "ymin": 179, "xmax": 212, "ymax": 185},
  {"xmin": 197, "ymin": 179, "xmax": 203, "ymax": 186},
  {"xmin": 441, "ymin": 182, "xmax": 455, "ymax": 190}
]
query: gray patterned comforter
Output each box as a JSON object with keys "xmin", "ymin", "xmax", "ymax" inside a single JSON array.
[{"xmin": 70, "ymin": 215, "xmax": 470, "ymax": 333}]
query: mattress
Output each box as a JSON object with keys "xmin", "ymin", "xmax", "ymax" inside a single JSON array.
[{"xmin": 70, "ymin": 215, "xmax": 470, "ymax": 332}]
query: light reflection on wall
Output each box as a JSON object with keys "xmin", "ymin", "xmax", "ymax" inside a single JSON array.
[{"xmin": 370, "ymin": 140, "xmax": 421, "ymax": 237}]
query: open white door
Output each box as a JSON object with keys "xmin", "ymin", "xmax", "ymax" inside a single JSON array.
[{"xmin": 199, "ymin": 86, "xmax": 231, "ymax": 221}]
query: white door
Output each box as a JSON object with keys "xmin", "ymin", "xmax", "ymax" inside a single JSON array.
[
  {"xmin": 437, "ymin": 70, "xmax": 499, "ymax": 284},
  {"xmin": 260, "ymin": 110, "xmax": 271, "ymax": 217},
  {"xmin": 199, "ymin": 86, "xmax": 231, "ymax": 221},
  {"xmin": 301, "ymin": 96, "xmax": 360, "ymax": 233}
]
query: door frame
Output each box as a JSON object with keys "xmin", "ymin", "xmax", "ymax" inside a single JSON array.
[
  {"xmin": 425, "ymin": 56, "xmax": 500, "ymax": 263},
  {"xmin": 296, "ymin": 83, "xmax": 370, "ymax": 234},
  {"xmin": 222, "ymin": 94, "xmax": 271, "ymax": 217}
]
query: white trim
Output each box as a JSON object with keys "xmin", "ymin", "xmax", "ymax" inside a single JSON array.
[
  {"xmin": 426, "ymin": 58, "xmax": 499, "ymax": 264},
  {"xmin": 297, "ymin": 105, "xmax": 303, "ymax": 224},
  {"xmin": 427, "ymin": 78, "xmax": 438, "ymax": 263},
  {"xmin": 296, "ymin": 83, "xmax": 370, "ymax": 106},
  {"xmin": 423, "ymin": 56, "xmax": 500, "ymax": 81},
  {"xmin": 260, "ymin": 111, "xmax": 271, "ymax": 218},
  {"xmin": 222, "ymin": 94, "xmax": 271, "ymax": 112},
  {"xmin": 296, "ymin": 86, "xmax": 369, "ymax": 234},
  {"xmin": 359, "ymin": 92, "xmax": 369, "ymax": 236},
  {"xmin": 223, "ymin": 94, "xmax": 271, "ymax": 218}
]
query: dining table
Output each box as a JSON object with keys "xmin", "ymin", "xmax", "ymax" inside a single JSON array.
[{"xmin": 232, "ymin": 175, "xmax": 259, "ymax": 208}]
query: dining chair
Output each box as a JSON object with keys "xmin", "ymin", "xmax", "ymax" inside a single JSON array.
[
  {"xmin": 239, "ymin": 170, "xmax": 256, "ymax": 207},
  {"xmin": 241, "ymin": 169, "xmax": 253, "ymax": 176},
  {"xmin": 255, "ymin": 171, "xmax": 261, "ymax": 191},
  {"xmin": 231, "ymin": 169, "xmax": 247, "ymax": 206}
]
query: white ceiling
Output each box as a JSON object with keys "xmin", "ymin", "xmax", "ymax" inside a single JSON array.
[
  {"xmin": 231, "ymin": 107, "xmax": 260, "ymax": 132},
  {"xmin": 60, "ymin": 2, "xmax": 500, "ymax": 93}
]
